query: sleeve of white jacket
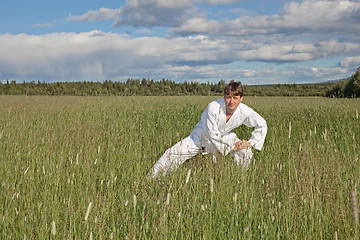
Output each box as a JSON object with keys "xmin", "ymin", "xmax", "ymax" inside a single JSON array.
[
  {"xmin": 242, "ymin": 107, "xmax": 267, "ymax": 151},
  {"xmin": 201, "ymin": 102, "xmax": 232, "ymax": 155}
]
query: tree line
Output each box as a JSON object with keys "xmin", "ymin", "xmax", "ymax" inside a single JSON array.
[
  {"xmin": 0, "ymin": 79, "xmax": 225, "ymax": 96},
  {"xmin": 0, "ymin": 69, "xmax": 359, "ymax": 97},
  {"xmin": 326, "ymin": 68, "xmax": 360, "ymax": 98}
]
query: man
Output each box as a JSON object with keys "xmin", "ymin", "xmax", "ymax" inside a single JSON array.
[{"xmin": 147, "ymin": 82, "xmax": 267, "ymax": 178}]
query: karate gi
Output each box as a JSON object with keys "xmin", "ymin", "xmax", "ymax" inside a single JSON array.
[{"xmin": 148, "ymin": 98, "xmax": 267, "ymax": 178}]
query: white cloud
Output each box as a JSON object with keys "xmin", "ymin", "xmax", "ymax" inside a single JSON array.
[
  {"xmin": 172, "ymin": 17, "xmax": 221, "ymax": 35},
  {"xmin": 66, "ymin": 0, "xmax": 244, "ymax": 28},
  {"xmin": 172, "ymin": 0, "xmax": 360, "ymax": 42},
  {"xmin": 32, "ymin": 23, "xmax": 56, "ymax": 28},
  {"xmin": 0, "ymin": 30, "xmax": 358, "ymax": 83},
  {"xmin": 67, "ymin": 0, "xmax": 197, "ymax": 27},
  {"xmin": 146, "ymin": 0, "xmax": 194, "ymax": 8},
  {"xmin": 66, "ymin": 0, "xmax": 360, "ymax": 41},
  {"xmin": 66, "ymin": 0, "xmax": 360, "ymax": 50},
  {"xmin": 339, "ymin": 56, "xmax": 360, "ymax": 69},
  {"xmin": 0, "ymin": 31, "xmax": 223, "ymax": 81},
  {"xmin": 286, "ymin": 65, "xmax": 350, "ymax": 82},
  {"xmin": 67, "ymin": 8, "xmax": 120, "ymax": 22},
  {"xmin": 206, "ymin": 0, "xmax": 242, "ymax": 5},
  {"xmin": 231, "ymin": 40, "xmax": 360, "ymax": 64},
  {"xmin": 135, "ymin": 28, "xmax": 152, "ymax": 34},
  {"xmin": 114, "ymin": 0, "xmax": 197, "ymax": 27}
]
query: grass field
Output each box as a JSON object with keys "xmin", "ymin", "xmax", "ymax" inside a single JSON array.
[{"xmin": 0, "ymin": 95, "xmax": 359, "ymax": 239}]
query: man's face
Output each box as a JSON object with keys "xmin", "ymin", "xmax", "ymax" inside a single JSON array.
[{"xmin": 224, "ymin": 93, "xmax": 243, "ymax": 114}]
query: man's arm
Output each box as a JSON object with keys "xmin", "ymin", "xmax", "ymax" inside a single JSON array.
[{"xmin": 242, "ymin": 107, "xmax": 267, "ymax": 151}]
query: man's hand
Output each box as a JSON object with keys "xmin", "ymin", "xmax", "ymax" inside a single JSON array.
[{"xmin": 234, "ymin": 139, "xmax": 251, "ymax": 151}]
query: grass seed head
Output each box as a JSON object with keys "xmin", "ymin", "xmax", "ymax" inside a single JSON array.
[
  {"xmin": 210, "ymin": 178, "xmax": 214, "ymax": 193},
  {"xmin": 350, "ymin": 189, "xmax": 359, "ymax": 225},
  {"xmin": 166, "ymin": 192, "xmax": 171, "ymax": 205},
  {"xmin": 24, "ymin": 167, "xmax": 30, "ymax": 176},
  {"xmin": 288, "ymin": 122, "xmax": 292, "ymax": 138},
  {"xmin": 185, "ymin": 169, "xmax": 191, "ymax": 184},
  {"xmin": 133, "ymin": 195, "xmax": 137, "ymax": 209},
  {"xmin": 85, "ymin": 202, "xmax": 93, "ymax": 221},
  {"xmin": 51, "ymin": 221, "xmax": 56, "ymax": 236}
]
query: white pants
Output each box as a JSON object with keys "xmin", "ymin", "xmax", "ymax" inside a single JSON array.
[{"xmin": 147, "ymin": 132, "xmax": 253, "ymax": 178}]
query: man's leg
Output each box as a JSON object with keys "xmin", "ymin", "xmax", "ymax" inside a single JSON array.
[
  {"xmin": 222, "ymin": 132, "xmax": 253, "ymax": 168},
  {"xmin": 147, "ymin": 135, "xmax": 200, "ymax": 178},
  {"xmin": 232, "ymin": 148, "xmax": 253, "ymax": 168}
]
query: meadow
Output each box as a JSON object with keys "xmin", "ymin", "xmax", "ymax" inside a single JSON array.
[{"xmin": 0, "ymin": 95, "xmax": 359, "ymax": 239}]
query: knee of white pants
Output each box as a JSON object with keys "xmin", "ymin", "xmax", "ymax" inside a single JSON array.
[
  {"xmin": 236, "ymin": 148, "xmax": 253, "ymax": 159},
  {"xmin": 232, "ymin": 148, "xmax": 253, "ymax": 168}
]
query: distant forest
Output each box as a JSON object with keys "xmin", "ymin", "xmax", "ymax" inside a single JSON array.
[
  {"xmin": 1, "ymin": 69, "xmax": 359, "ymax": 97},
  {"xmin": 325, "ymin": 68, "xmax": 360, "ymax": 98}
]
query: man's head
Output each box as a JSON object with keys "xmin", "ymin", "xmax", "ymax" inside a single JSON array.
[
  {"xmin": 224, "ymin": 82, "xmax": 243, "ymax": 115},
  {"xmin": 224, "ymin": 82, "xmax": 243, "ymax": 97}
]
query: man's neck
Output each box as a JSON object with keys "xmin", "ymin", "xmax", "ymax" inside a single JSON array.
[
  {"xmin": 226, "ymin": 110, "xmax": 235, "ymax": 122},
  {"xmin": 226, "ymin": 109, "xmax": 235, "ymax": 116}
]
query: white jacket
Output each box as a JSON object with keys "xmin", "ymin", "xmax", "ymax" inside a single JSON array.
[{"xmin": 191, "ymin": 98, "xmax": 267, "ymax": 155}]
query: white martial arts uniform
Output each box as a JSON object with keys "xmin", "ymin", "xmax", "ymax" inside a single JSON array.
[{"xmin": 148, "ymin": 98, "xmax": 267, "ymax": 178}]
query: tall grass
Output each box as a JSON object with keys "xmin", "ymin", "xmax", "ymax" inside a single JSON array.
[{"xmin": 0, "ymin": 95, "xmax": 359, "ymax": 239}]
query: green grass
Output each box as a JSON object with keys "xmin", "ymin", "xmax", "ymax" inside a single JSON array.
[{"xmin": 0, "ymin": 95, "xmax": 359, "ymax": 239}]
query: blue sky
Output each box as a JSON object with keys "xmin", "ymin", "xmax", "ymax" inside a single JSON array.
[{"xmin": 1, "ymin": 0, "xmax": 360, "ymax": 84}]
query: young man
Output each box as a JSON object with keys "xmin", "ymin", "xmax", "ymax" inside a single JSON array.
[{"xmin": 147, "ymin": 82, "xmax": 267, "ymax": 178}]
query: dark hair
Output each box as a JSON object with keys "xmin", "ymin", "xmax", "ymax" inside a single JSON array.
[{"xmin": 224, "ymin": 82, "xmax": 243, "ymax": 97}]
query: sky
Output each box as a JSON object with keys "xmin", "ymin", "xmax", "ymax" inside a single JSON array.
[{"xmin": 1, "ymin": 0, "xmax": 360, "ymax": 85}]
